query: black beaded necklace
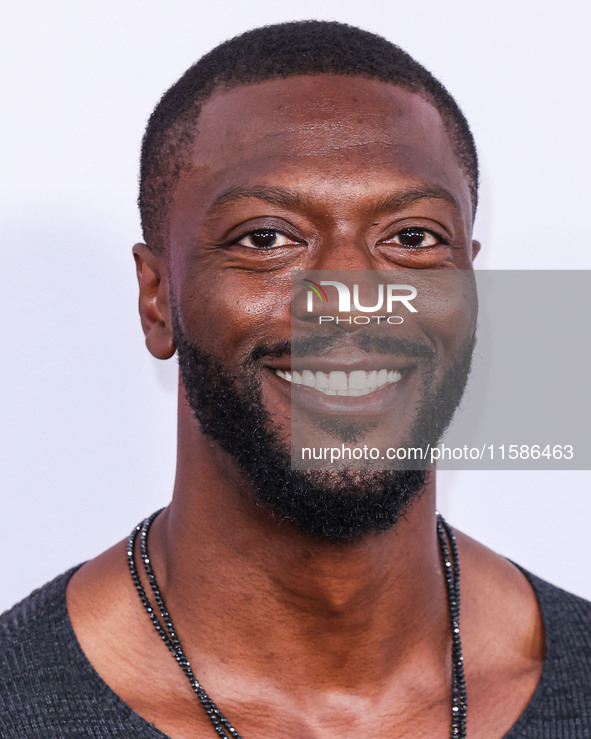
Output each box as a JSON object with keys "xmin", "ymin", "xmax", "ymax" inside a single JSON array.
[{"xmin": 127, "ymin": 510, "xmax": 467, "ymax": 738}]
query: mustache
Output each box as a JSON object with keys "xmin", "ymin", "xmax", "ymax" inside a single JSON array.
[{"xmin": 249, "ymin": 335, "xmax": 436, "ymax": 363}]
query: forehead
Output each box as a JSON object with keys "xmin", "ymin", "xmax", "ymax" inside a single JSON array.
[{"xmin": 173, "ymin": 75, "xmax": 472, "ymax": 225}]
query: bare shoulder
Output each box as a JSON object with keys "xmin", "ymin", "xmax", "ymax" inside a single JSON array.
[
  {"xmin": 66, "ymin": 538, "xmax": 137, "ymax": 644},
  {"xmin": 452, "ymin": 529, "xmax": 545, "ymax": 735},
  {"xmin": 66, "ymin": 537, "xmax": 175, "ymax": 690},
  {"xmin": 66, "ymin": 535, "xmax": 202, "ymax": 737},
  {"xmin": 457, "ymin": 528, "xmax": 543, "ymax": 618},
  {"xmin": 455, "ymin": 528, "xmax": 545, "ymax": 665},
  {"xmin": 454, "ymin": 527, "xmax": 591, "ymax": 736}
]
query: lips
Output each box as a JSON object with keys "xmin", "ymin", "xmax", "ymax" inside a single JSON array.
[{"xmin": 274, "ymin": 368, "xmax": 403, "ymax": 397}]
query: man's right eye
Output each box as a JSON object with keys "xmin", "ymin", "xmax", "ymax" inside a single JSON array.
[{"xmin": 234, "ymin": 229, "xmax": 296, "ymax": 249}]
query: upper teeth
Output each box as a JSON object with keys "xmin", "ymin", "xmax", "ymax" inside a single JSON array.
[{"xmin": 274, "ymin": 369, "xmax": 402, "ymax": 396}]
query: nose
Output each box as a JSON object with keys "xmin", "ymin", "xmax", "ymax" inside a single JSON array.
[
  {"xmin": 291, "ymin": 271, "xmax": 391, "ymax": 334},
  {"xmin": 310, "ymin": 235, "xmax": 375, "ymax": 272}
]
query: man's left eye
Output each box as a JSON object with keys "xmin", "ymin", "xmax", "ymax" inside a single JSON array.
[
  {"xmin": 384, "ymin": 228, "xmax": 443, "ymax": 248},
  {"xmin": 235, "ymin": 229, "xmax": 296, "ymax": 249}
]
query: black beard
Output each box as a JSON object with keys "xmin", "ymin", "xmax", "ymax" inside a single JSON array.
[{"xmin": 172, "ymin": 313, "xmax": 474, "ymax": 542}]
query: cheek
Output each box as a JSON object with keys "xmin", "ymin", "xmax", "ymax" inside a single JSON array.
[
  {"xmin": 413, "ymin": 271, "xmax": 478, "ymax": 352},
  {"xmin": 177, "ymin": 271, "xmax": 292, "ymax": 361}
]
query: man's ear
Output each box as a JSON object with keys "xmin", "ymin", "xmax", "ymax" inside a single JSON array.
[
  {"xmin": 471, "ymin": 239, "xmax": 481, "ymax": 260},
  {"xmin": 132, "ymin": 243, "xmax": 176, "ymax": 359}
]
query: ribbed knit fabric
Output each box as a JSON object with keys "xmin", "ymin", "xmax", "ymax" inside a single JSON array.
[{"xmin": 0, "ymin": 565, "xmax": 590, "ymax": 738}]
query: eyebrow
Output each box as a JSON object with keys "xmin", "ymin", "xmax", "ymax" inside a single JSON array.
[
  {"xmin": 210, "ymin": 185, "xmax": 309, "ymax": 211},
  {"xmin": 373, "ymin": 187, "xmax": 460, "ymax": 212},
  {"xmin": 208, "ymin": 184, "xmax": 460, "ymax": 214}
]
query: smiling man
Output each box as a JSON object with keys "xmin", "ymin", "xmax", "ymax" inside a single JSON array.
[{"xmin": 1, "ymin": 21, "xmax": 590, "ymax": 739}]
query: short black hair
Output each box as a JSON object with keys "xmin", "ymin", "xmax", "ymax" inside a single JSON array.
[{"xmin": 139, "ymin": 20, "xmax": 479, "ymax": 253}]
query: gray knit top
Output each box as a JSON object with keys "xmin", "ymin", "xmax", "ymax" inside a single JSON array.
[{"xmin": 1, "ymin": 565, "xmax": 590, "ymax": 738}]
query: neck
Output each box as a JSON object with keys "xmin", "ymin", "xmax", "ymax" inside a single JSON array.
[{"xmin": 146, "ymin": 396, "xmax": 449, "ymax": 693}]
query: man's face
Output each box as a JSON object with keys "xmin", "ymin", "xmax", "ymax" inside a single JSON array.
[{"xmin": 165, "ymin": 75, "xmax": 478, "ymax": 538}]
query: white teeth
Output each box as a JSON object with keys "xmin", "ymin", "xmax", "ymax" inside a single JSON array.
[
  {"xmin": 274, "ymin": 369, "xmax": 403, "ymax": 396},
  {"xmin": 315, "ymin": 371, "xmax": 329, "ymax": 390},
  {"xmin": 302, "ymin": 369, "xmax": 315, "ymax": 387},
  {"xmin": 349, "ymin": 370, "xmax": 367, "ymax": 390},
  {"xmin": 328, "ymin": 371, "xmax": 347, "ymax": 390}
]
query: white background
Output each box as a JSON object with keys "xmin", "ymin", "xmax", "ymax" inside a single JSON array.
[{"xmin": 1, "ymin": 0, "xmax": 589, "ymax": 611}]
